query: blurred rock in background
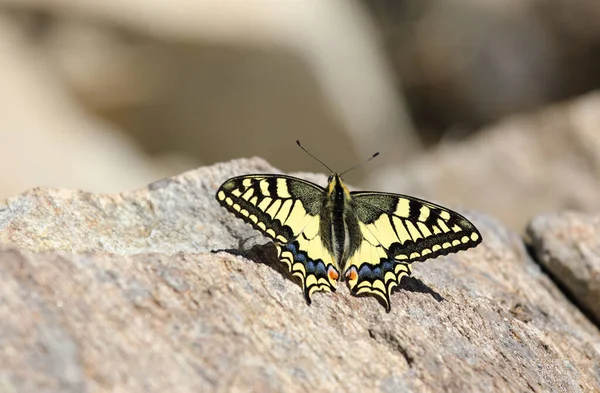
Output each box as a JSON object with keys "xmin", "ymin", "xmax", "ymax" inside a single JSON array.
[
  {"xmin": 370, "ymin": 92, "xmax": 600, "ymax": 231},
  {"xmin": 0, "ymin": 0, "xmax": 415, "ymax": 190},
  {"xmin": 1, "ymin": 0, "xmax": 600, "ymax": 231},
  {"xmin": 366, "ymin": 0, "xmax": 600, "ymax": 142}
]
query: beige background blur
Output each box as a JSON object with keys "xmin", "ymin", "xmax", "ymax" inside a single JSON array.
[{"xmin": 1, "ymin": 0, "xmax": 600, "ymax": 230}]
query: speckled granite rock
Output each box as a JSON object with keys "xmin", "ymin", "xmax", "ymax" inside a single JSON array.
[
  {"xmin": 0, "ymin": 159, "xmax": 599, "ymax": 392},
  {"xmin": 528, "ymin": 212, "xmax": 600, "ymax": 326},
  {"xmin": 0, "ymin": 158, "xmax": 276, "ymax": 255}
]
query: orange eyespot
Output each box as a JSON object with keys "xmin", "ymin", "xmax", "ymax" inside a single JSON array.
[
  {"xmin": 327, "ymin": 265, "xmax": 339, "ymax": 281},
  {"xmin": 345, "ymin": 267, "xmax": 358, "ymax": 282}
]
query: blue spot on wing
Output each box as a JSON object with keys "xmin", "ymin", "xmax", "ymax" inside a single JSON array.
[
  {"xmin": 351, "ymin": 257, "xmax": 413, "ymax": 312},
  {"xmin": 284, "ymin": 242, "xmax": 328, "ymax": 277}
]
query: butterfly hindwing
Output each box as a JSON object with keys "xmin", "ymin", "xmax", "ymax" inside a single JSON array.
[
  {"xmin": 344, "ymin": 192, "xmax": 482, "ymax": 310},
  {"xmin": 344, "ymin": 240, "xmax": 412, "ymax": 312},
  {"xmin": 276, "ymin": 233, "xmax": 339, "ymax": 303},
  {"xmin": 216, "ymin": 175, "xmax": 339, "ymax": 300}
]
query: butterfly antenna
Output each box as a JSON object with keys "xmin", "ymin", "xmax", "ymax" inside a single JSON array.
[
  {"xmin": 339, "ymin": 151, "xmax": 380, "ymax": 177},
  {"xmin": 296, "ymin": 140, "xmax": 335, "ymax": 173}
]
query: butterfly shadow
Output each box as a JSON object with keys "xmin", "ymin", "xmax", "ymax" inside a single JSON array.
[
  {"xmin": 394, "ymin": 275, "xmax": 445, "ymax": 302},
  {"xmin": 213, "ymin": 242, "xmax": 445, "ymax": 305},
  {"xmin": 212, "ymin": 242, "xmax": 302, "ymax": 287}
]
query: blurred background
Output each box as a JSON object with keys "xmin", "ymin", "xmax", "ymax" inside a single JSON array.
[{"xmin": 1, "ymin": 0, "xmax": 600, "ymax": 231}]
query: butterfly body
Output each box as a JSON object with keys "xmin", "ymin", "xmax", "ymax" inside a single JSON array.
[
  {"xmin": 322, "ymin": 174, "xmax": 360, "ymax": 276},
  {"xmin": 216, "ymin": 172, "xmax": 481, "ymax": 311}
]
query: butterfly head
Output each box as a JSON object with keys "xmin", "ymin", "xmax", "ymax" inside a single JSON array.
[
  {"xmin": 326, "ymin": 173, "xmax": 351, "ymax": 201},
  {"xmin": 326, "ymin": 173, "xmax": 343, "ymax": 185}
]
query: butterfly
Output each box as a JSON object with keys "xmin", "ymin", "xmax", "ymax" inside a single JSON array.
[{"xmin": 215, "ymin": 142, "xmax": 482, "ymax": 311}]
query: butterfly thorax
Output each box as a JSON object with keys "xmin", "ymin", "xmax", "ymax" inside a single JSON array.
[{"xmin": 321, "ymin": 174, "xmax": 362, "ymax": 278}]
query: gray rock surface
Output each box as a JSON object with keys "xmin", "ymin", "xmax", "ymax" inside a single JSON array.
[
  {"xmin": 528, "ymin": 212, "xmax": 600, "ymax": 325},
  {"xmin": 0, "ymin": 158, "xmax": 599, "ymax": 392},
  {"xmin": 0, "ymin": 158, "xmax": 275, "ymax": 255}
]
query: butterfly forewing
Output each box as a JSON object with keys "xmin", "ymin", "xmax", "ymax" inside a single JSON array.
[
  {"xmin": 344, "ymin": 192, "xmax": 482, "ymax": 310},
  {"xmin": 216, "ymin": 175, "xmax": 340, "ymax": 300}
]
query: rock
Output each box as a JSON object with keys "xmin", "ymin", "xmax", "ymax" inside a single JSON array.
[
  {"xmin": 370, "ymin": 92, "xmax": 600, "ymax": 232},
  {"xmin": 0, "ymin": 158, "xmax": 599, "ymax": 392},
  {"xmin": 367, "ymin": 0, "xmax": 600, "ymax": 134},
  {"xmin": 528, "ymin": 212, "xmax": 600, "ymax": 325},
  {"xmin": 0, "ymin": 158, "xmax": 276, "ymax": 254},
  {"xmin": 0, "ymin": 15, "xmax": 168, "ymax": 200},
  {"xmin": 0, "ymin": 1, "xmax": 418, "ymax": 179}
]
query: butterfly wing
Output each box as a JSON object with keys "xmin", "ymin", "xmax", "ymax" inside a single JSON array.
[
  {"xmin": 216, "ymin": 175, "xmax": 339, "ymax": 302},
  {"xmin": 345, "ymin": 191, "xmax": 482, "ymax": 311}
]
